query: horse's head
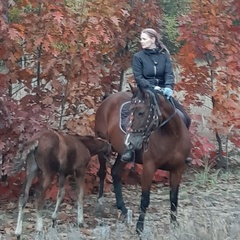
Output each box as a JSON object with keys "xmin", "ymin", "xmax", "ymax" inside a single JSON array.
[{"xmin": 125, "ymin": 87, "xmax": 162, "ymax": 150}]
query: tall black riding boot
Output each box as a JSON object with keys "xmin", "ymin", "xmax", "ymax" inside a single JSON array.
[{"xmin": 121, "ymin": 146, "xmax": 135, "ymax": 163}]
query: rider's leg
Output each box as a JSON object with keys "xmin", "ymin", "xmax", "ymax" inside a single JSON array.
[{"xmin": 121, "ymin": 144, "xmax": 135, "ymax": 163}]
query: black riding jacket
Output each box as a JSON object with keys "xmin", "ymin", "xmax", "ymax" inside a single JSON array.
[{"xmin": 132, "ymin": 48, "xmax": 175, "ymax": 90}]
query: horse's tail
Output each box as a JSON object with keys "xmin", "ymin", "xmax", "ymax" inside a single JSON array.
[{"xmin": 13, "ymin": 140, "xmax": 39, "ymax": 173}]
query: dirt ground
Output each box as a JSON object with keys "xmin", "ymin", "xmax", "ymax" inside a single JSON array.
[{"xmin": 1, "ymin": 165, "xmax": 240, "ymax": 240}]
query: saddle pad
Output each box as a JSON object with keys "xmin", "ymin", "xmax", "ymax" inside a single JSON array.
[
  {"xmin": 119, "ymin": 101, "xmax": 131, "ymax": 134},
  {"xmin": 176, "ymin": 108, "xmax": 188, "ymax": 128}
]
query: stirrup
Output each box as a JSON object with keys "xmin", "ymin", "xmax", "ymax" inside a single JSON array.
[
  {"xmin": 185, "ymin": 157, "xmax": 192, "ymax": 165},
  {"xmin": 121, "ymin": 149, "xmax": 134, "ymax": 163}
]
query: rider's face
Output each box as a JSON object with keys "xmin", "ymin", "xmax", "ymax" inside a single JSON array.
[{"xmin": 140, "ymin": 33, "xmax": 156, "ymax": 49}]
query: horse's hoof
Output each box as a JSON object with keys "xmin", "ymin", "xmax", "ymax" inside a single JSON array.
[
  {"xmin": 171, "ymin": 220, "xmax": 179, "ymax": 229},
  {"xmin": 117, "ymin": 210, "xmax": 124, "ymax": 222},
  {"xmin": 117, "ymin": 209, "xmax": 128, "ymax": 223},
  {"xmin": 185, "ymin": 157, "xmax": 192, "ymax": 165},
  {"xmin": 95, "ymin": 198, "xmax": 105, "ymax": 217},
  {"xmin": 78, "ymin": 222, "xmax": 84, "ymax": 228},
  {"xmin": 95, "ymin": 204, "xmax": 104, "ymax": 216},
  {"xmin": 52, "ymin": 219, "xmax": 57, "ymax": 228},
  {"xmin": 16, "ymin": 235, "xmax": 21, "ymax": 240},
  {"xmin": 34, "ymin": 231, "xmax": 42, "ymax": 240},
  {"xmin": 136, "ymin": 221, "xmax": 144, "ymax": 235}
]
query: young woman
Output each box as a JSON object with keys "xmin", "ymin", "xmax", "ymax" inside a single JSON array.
[
  {"xmin": 132, "ymin": 28, "xmax": 174, "ymax": 98},
  {"xmin": 121, "ymin": 28, "xmax": 191, "ymax": 163}
]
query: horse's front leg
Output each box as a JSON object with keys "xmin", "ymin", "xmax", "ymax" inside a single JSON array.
[
  {"xmin": 111, "ymin": 154, "xmax": 128, "ymax": 215},
  {"xmin": 169, "ymin": 167, "xmax": 184, "ymax": 225},
  {"xmin": 136, "ymin": 161, "xmax": 156, "ymax": 235},
  {"xmin": 96, "ymin": 153, "xmax": 107, "ymax": 213}
]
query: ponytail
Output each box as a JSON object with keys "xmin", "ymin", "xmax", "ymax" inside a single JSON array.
[{"xmin": 141, "ymin": 28, "xmax": 170, "ymax": 54}]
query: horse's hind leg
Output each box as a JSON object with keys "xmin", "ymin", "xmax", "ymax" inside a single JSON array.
[
  {"xmin": 111, "ymin": 154, "xmax": 128, "ymax": 215},
  {"xmin": 15, "ymin": 153, "xmax": 38, "ymax": 239},
  {"xmin": 169, "ymin": 167, "xmax": 184, "ymax": 224},
  {"xmin": 52, "ymin": 174, "xmax": 66, "ymax": 227},
  {"xmin": 75, "ymin": 169, "xmax": 86, "ymax": 227},
  {"xmin": 35, "ymin": 172, "xmax": 53, "ymax": 233}
]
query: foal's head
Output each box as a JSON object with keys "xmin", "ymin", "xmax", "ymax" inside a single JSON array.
[{"xmin": 126, "ymin": 88, "xmax": 162, "ymax": 150}]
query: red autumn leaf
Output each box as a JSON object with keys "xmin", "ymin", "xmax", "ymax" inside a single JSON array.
[
  {"xmin": 42, "ymin": 96, "xmax": 53, "ymax": 105},
  {"xmin": 0, "ymin": 140, "xmax": 5, "ymax": 150},
  {"xmin": 205, "ymin": 43, "xmax": 215, "ymax": 51},
  {"xmin": 8, "ymin": 28, "xmax": 20, "ymax": 40},
  {"xmin": 18, "ymin": 122, "xmax": 25, "ymax": 132},
  {"xmin": 110, "ymin": 16, "xmax": 120, "ymax": 26},
  {"xmin": 52, "ymin": 11, "xmax": 64, "ymax": 24}
]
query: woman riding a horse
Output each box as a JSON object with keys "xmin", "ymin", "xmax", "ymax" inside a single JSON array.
[
  {"xmin": 121, "ymin": 28, "xmax": 191, "ymax": 163},
  {"xmin": 94, "ymin": 28, "xmax": 192, "ymax": 235}
]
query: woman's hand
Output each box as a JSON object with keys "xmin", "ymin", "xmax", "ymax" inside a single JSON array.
[
  {"xmin": 163, "ymin": 87, "xmax": 173, "ymax": 99},
  {"xmin": 154, "ymin": 86, "xmax": 161, "ymax": 91}
]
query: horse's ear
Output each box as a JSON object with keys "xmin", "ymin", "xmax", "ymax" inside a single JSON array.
[
  {"xmin": 129, "ymin": 83, "xmax": 137, "ymax": 94},
  {"xmin": 138, "ymin": 85, "xmax": 148, "ymax": 99}
]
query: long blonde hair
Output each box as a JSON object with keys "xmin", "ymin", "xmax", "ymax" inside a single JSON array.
[{"xmin": 141, "ymin": 28, "xmax": 170, "ymax": 54}]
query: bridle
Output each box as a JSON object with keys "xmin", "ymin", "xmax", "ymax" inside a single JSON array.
[
  {"xmin": 127, "ymin": 98, "xmax": 159, "ymax": 135},
  {"xmin": 127, "ymin": 89, "xmax": 176, "ymax": 142}
]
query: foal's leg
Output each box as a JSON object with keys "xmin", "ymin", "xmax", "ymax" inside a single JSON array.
[
  {"xmin": 75, "ymin": 169, "xmax": 86, "ymax": 227},
  {"xmin": 111, "ymin": 154, "xmax": 128, "ymax": 215},
  {"xmin": 136, "ymin": 161, "xmax": 156, "ymax": 235},
  {"xmin": 169, "ymin": 167, "xmax": 184, "ymax": 224},
  {"xmin": 52, "ymin": 174, "xmax": 66, "ymax": 227},
  {"xmin": 15, "ymin": 154, "xmax": 38, "ymax": 239},
  {"xmin": 35, "ymin": 172, "xmax": 53, "ymax": 233}
]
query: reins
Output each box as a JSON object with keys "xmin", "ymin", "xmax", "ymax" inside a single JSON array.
[
  {"xmin": 159, "ymin": 96, "xmax": 176, "ymax": 127},
  {"xmin": 147, "ymin": 89, "xmax": 176, "ymax": 128}
]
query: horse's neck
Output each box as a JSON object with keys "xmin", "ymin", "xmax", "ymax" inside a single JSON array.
[
  {"xmin": 158, "ymin": 98, "xmax": 182, "ymax": 132},
  {"xmin": 76, "ymin": 135, "xmax": 105, "ymax": 156}
]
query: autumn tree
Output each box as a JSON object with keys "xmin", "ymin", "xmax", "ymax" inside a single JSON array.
[
  {"xmin": 158, "ymin": 0, "xmax": 191, "ymax": 53},
  {"xmin": 177, "ymin": 0, "xmax": 240, "ymax": 167},
  {"xmin": 0, "ymin": 0, "xmax": 162, "ymax": 197}
]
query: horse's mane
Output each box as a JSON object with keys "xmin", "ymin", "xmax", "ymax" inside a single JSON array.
[
  {"xmin": 73, "ymin": 134, "xmax": 110, "ymax": 156},
  {"xmin": 134, "ymin": 87, "xmax": 157, "ymax": 106}
]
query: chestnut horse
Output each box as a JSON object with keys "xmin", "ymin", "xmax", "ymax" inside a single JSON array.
[
  {"xmin": 14, "ymin": 130, "xmax": 110, "ymax": 239},
  {"xmin": 95, "ymin": 86, "xmax": 191, "ymax": 234}
]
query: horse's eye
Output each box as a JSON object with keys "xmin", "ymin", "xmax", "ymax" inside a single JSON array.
[{"xmin": 138, "ymin": 111, "xmax": 144, "ymax": 116}]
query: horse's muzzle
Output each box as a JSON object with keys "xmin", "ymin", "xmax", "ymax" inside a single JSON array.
[{"xmin": 125, "ymin": 133, "xmax": 143, "ymax": 150}]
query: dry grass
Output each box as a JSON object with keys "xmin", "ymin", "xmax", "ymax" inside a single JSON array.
[{"xmin": 1, "ymin": 166, "xmax": 240, "ymax": 240}]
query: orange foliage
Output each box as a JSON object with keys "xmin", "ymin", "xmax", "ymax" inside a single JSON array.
[
  {"xmin": 177, "ymin": 0, "xmax": 240, "ymax": 130},
  {"xmin": 176, "ymin": 0, "xmax": 240, "ymax": 163},
  {"xmin": 1, "ymin": 0, "xmax": 239, "ymax": 199},
  {"xmin": 0, "ymin": 0, "xmax": 163, "ymax": 198}
]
